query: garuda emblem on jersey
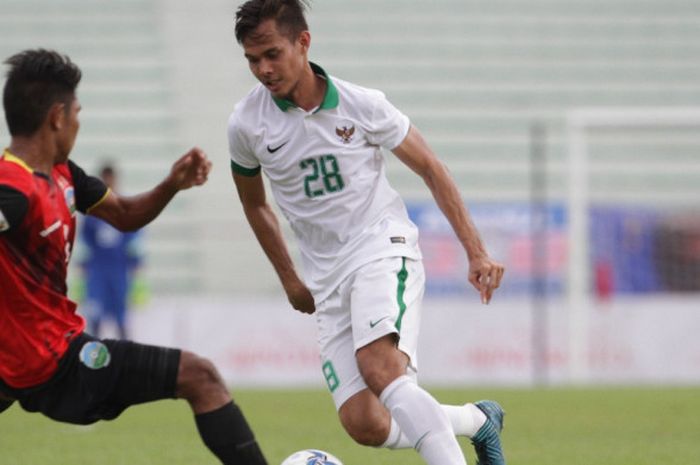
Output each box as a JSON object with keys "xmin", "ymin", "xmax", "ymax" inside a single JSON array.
[{"xmin": 335, "ymin": 125, "xmax": 355, "ymax": 144}]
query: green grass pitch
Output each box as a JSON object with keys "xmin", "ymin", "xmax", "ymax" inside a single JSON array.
[{"xmin": 1, "ymin": 387, "xmax": 699, "ymax": 465}]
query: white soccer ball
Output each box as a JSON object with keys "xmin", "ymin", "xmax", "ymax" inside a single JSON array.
[{"xmin": 280, "ymin": 449, "xmax": 344, "ymax": 465}]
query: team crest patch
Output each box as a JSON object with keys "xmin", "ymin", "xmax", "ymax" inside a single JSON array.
[
  {"xmin": 79, "ymin": 341, "xmax": 111, "ymax": 369},
  {"xmin": 335, "ymin": 124, "xmax": 355, "ymax": 144},
  {"xmin": 63, "ymin": 186, "xmax": 76, "ymax": 215}
]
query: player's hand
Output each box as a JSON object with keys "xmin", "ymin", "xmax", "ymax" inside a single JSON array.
[
  {"xmin": 168, "ymin": 147, "xmax": 212, "ymax": 190},
  {"xmin": 468, "ymin": 255, "xmax": 505, "ymax": 305},
  {"xmin": 284, "ymin": 279, "xmax": 316, "ymax": 314}
]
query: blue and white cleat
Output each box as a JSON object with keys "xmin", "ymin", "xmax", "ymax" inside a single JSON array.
[{"xmin": 471, "ymin": 400, "xmax": 506, "ymax": 465}]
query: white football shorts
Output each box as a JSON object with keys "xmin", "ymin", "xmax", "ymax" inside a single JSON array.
[{"xmin": 314, "ymin": 256, "xmax": 425, "ymax": 410}]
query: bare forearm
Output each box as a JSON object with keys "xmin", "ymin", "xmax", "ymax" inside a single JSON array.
[
  {"xmin": 122, "ymin": 179, "xmax": 180, "ymax": 230},
  {"xmin": 393, "ymin": 125, "xmax": 504, "ymax": 302},
  {"xmin": 243, "ymin": 203, "xmax": 301, "ymax": 285},
  {"xmin": 96, "ymin": 178, "xmax": 179, "ymax": 231},
  {"xmin": 90, "ymin": 147, "xmax": 211, "ymax": 231},
  {"xmin": 425, "ymin": 163, "xmax": 505, "ymax": 302},
  {"xmin": 392, "ymin": 126, "xmax": 488, "ymax": 261},
  {"xmin": 233, "ymin": 171, "xmax": 314, "ymax": 313},
  {"xmin": 424, "ymin": 163, "xmax": 487, "ymax": 261}
]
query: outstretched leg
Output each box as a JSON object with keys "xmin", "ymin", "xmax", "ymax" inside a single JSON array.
[{"xmin": 176, "ymin": 351, "xmax": 267, "ymax": 465}]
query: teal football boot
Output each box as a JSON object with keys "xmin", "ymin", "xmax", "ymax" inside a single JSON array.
[{"xmin": 471, "ymin": 400, "xmax": 506, "ymax": 465}]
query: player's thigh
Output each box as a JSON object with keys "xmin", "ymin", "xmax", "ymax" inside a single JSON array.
[
  {"xmin": 108, "ymin": 338, "xmax": 180, "ymax": 407},
  {"xmin": 350, "ymin": 256, "xmax": 425, "ymax": 370},
  {"xmin": 315, "ymin": 257, "xmax": 424, "ymax": 411},
  {"xmin": 316, "ymin": 284, "xmax": 368, "ymax": 411},
  {"xmin": 12, "ymin": 334, "xmax": 180, "ymax": 424}
]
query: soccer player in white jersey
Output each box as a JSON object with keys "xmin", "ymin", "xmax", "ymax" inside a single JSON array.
[{"xmin": 228, "ymin": 2, "xmax": 507, "ymax": 465}]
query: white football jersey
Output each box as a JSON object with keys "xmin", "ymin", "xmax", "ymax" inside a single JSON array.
[{"xmin": 228, "ymin": 63, "xmax": 421, "ymax": 302}]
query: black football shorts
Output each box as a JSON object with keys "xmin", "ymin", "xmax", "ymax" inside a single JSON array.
[{"xmin": 0, "ymin": 332, "xmax": 180, "ymax": 425}]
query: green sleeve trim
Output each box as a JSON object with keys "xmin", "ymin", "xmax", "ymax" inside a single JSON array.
[{"xmin": 230, "ymin": 160, "xmax": 261, "ymax": 177}]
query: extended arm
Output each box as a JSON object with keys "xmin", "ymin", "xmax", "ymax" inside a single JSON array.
[
  {"xmin": 392, "ymin": 125, "xmax": 505, "ymax": 304},
  {"xmin": 89, "ymin": 147, "xmax": 211, "ymax": 231},
  {"xmin": 232, "ymin": 172, "xmax": 315, "ymax": 314}
]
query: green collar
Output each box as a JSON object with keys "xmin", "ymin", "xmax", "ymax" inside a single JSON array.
[{"xmin": 272, "ymin": 62, "xmax": 339, "ymax": 113}]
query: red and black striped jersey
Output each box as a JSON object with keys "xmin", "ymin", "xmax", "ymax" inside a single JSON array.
[{"xmin": 0, "ymin": 151, "xmax": 107, "ymax": 388}]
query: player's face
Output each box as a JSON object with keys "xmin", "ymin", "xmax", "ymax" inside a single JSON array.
[
  {"xmin": 242, "ymin": 19, "xmax": 309, "ymax": 100},
  {"xmin": 56, "ymin": 96, "xmax": 81, "ymax": 163}
]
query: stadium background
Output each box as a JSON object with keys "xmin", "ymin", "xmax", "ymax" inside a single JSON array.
[{"xmin": 1, "ymin": 0, "xmax": 699, "ymax": 389}]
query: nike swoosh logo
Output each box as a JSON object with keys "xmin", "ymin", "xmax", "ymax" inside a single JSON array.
[
  {"xmin": 369, "ymin": 316, "xmax": 389, "ymax": 328},
  {"xmin": 266, "ymin": 141, "xmax": 288, "ymax": 153}
]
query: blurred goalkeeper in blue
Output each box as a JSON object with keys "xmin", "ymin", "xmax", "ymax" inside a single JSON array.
[{"xmin": 81, "ymin": 163, "xmax": 142, "ymax": 339}]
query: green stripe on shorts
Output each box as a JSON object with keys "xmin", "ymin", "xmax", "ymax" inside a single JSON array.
[{"xmin": 395, "ymin": 257, "xmax": 408, "ymax": 331}]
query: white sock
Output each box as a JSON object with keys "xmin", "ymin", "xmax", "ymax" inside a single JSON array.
[
  {"xmin": 379, "ymin": 375, "xmax": 466, "ymax": 465},
  {"xmin": 381, "ymin": 403, "xmax": 488, "ymax": 449},
  {"xmin": 444, "ymin": 403, "xmax": 488, "ymax": 437}
]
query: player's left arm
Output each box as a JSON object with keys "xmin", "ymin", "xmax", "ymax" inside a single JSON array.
[
  {"xmin": 88, "ymin": 147, "xmax": 211, "ymax": 232},
  {"xmin": 391, "ymin": 125, "xmax": 505, "ymax": 304}
]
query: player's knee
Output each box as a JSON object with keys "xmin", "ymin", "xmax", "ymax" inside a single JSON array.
[
  {"xmin": 356, "ymin": 342, "xmax": 407, "ymax": 395},
  {"xmin": 359, "ymin": 365, "xmax": 398, "ymax": 395},
  {"xmin": 338, "ymin": 407, "xmax": 389, "ymax": 447},
  {"xmin": 177, "ymin": 351, "xmax": 229, "ymax": 401}
]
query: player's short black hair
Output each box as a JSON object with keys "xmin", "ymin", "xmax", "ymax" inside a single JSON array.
[
  {"xmin": 3, "ymin": 49, "xmax": 82, "ymax": 136},
  {"xmin": 235, "ymin": 0, "xmax": 310, "ymax": 44}
]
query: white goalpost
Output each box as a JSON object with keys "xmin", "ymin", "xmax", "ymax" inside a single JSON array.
[{"xmin": 565, "ymin": 107, "xmax": 700, "ymax": 383}]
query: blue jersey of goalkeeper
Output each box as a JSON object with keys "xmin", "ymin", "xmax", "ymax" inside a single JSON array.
[{"xmin": 81, "ymin": 214, "xmax": 142, "ymax": 339}]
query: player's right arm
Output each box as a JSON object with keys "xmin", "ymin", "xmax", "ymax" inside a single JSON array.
[
  {"xmin": 232, "ymin": 171, "xmax": 315, "ymax": 314},
  {"xmin": 392, "ymin": 125, "xmax": 505, "ymax": 304},
  {"xmin": 88, "ymin": 147, "xmax": 211, "ymax": 232}
]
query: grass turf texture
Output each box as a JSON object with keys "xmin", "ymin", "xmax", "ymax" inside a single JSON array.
[{"xmin": 1, "ymin": 387, "xmax": 699, "ymax": 465}]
